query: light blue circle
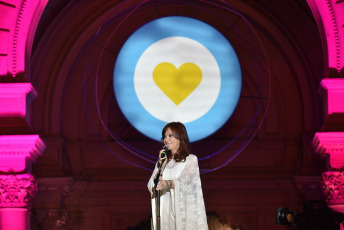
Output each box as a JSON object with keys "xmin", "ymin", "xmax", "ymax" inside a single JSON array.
[{"xmin": 113, "ymin": 16, "xmax": 241, "ymax": 142}]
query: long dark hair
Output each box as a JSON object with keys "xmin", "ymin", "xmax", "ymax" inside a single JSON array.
[{"xmin": 161, "ymin": 122, "xmax": 190, "ymax": 162}]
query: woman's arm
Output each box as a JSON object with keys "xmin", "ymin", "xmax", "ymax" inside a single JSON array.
[{"xmin": 147, "ymin": 163, "xmax": 159, "ymax": 194}]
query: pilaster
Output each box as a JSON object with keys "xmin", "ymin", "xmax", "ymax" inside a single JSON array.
[
  {"xmin": 312, "ymin": 78, "xmax": 344, "ymax": 229},
  {"xmin": 0, "ymin": 83, "xmax": 45, "ymax": 230}
]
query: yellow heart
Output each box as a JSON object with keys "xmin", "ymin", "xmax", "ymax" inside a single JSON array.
[{"xmin": 153, "ymin": 62, "xmax": 202, "ymax": 105}]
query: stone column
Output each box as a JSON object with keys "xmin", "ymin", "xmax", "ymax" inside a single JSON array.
[
  {"xmin": 0, "ymin": 135, "xmax": 45, "ymax": 230},
  {"xmin": 312, "ymin": 79, "xmax": 344, "ymax": 229},
  {"xmin": 0, "ymin": 174, "xmax": 37, "ymax": 230},
  {"xmin": 0, "ymin": 83, "xmax": 46, "ymax": 230}
]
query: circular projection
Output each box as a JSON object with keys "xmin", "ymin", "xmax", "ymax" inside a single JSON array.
[{"xmin": 113, "ymin": 16, "xmax": 241, "ymax": 142}]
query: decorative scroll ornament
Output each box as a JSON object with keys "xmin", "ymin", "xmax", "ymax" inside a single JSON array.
[
  {"xmin": 322, "ymin": 171, "xmax": 344, "ymax": 205},
  {"xmin": 0, "ymin": 174, "xmax": 37, "ymax": 208}
]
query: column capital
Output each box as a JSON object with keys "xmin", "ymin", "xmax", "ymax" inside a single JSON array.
[
  {"xmin": 322, "ymin": 171, "xmax": 344, "ymax": 206},
  {"xmin": 0, "ymin": 173, "xmax": 37, "ymax": 208}
]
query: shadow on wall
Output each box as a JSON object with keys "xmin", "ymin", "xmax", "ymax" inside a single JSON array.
[
  {"xmin": 328, "ymin": 67, "xmax": 344, "ymax": 78},
  {"xmin": 31, "ymin": 208, "xmax": 83, "ymax": 230}
]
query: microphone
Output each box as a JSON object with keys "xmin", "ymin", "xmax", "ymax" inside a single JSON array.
[{"xmin": 160, "ymin": 145, "xmax": 169, "ymax": 159}]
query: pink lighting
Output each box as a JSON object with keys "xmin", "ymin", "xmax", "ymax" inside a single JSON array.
[
  {"xmin": 320, "ymin": 79, "xmax": 344, "ymax": 115},
  {"xmin": 0, "ymin": 208, "xmax": 30, "ymax": 230},
  {"xmin": 0, "ymin": 174, "xmax": 37, "ymax": 208},
  {"xmin": 0, "ymin": 174, "xmax": 37, "ymax": 230},
  {"xmin": 322, "ymin": 172, "xmax": 344, "ymax": 230},
  {"xmin": 0, "ymin": 135, "xmax": 45, "ymax": 172},
  {"xmin": 307, "ymin": 0, "xmax": 344, "ymax": 70},
  {"xmin": 323, "ymin": 172, "xmax": 344, "ymax": 206},
  {"xmin": 0, "ymin": 0, "xmax": 48, "ymax": 77},
  {"xmin": 312, "ymin": 132, "xmax": 344, "ymax": 169},
  {"xmin": 0, "ymin": 83, "xmax": 37, "ymax": 118},
  {"xmin": 0, "ymin": 0, "xmax": 344, "ymax": 229}
]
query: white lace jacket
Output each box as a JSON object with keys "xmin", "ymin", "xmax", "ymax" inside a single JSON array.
[{"xmin": 148, "ymin": 154, "xmax": 208, "ymax": 230}]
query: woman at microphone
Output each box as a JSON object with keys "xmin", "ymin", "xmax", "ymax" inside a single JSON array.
[{"xmin": 147, "ymin": 122, "xmax": 208, "ymax": 230}]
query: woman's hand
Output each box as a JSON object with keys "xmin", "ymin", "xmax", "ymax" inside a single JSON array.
[
  {"xmin": 156, "ymin": 179, "xmax": 168, "ymax": 190},
  {"xmin": 156, "ymin": 179, "xmax": 174, "ymax": 190}
]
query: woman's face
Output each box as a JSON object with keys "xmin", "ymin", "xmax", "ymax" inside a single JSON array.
[{"xmin": 164, "ymin": 128, "xmax": 180, "ymax": 154}]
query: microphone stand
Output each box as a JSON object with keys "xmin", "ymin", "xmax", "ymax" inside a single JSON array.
[
  {"xmin": 154, "ymin": 148, "xmax": 168, "ymax": 230},
  {"xmin": 156, "ymin": 189, "xmax": 161, "ymax": 230}
]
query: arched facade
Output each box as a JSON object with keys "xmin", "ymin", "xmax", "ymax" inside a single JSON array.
[{"xmin": 0, "ymin": 0, "xmax": 344, "ymax": 229}]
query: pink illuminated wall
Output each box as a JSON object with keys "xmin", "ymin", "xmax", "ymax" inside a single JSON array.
[
  {"xmin": 0, "ymin": 83, "xmax": 45, "ymax": 230},
  {"xmin": 0, "ymin": 135, "xmax": 45, "ymax": 172},
  {"xmin": 0, "ymin": 83, "xmax": 37, "ymax": 118},
  {"xmin": 0, "ymin": 2, "xmax": 48, "ymax": 229},
  {"xmin": 0, "ymin": 174, "xmax": 38, "ymax": 230},
  {"xmin": 313, "ymin": 132, "xmax": 344, "ymax": 169},
  {"xmin": 320, "ymin": 79, "xmax": 344, "ymax": 115},
  {"xmin": 307, "ymin": 3, "xmax": 344, "ymax": 226},
  {"xmin": 307, "ymin": 0, "xmax": 344, "ymax": 70},
  {"xmin": 0, "ymin": 0, "xmax": 48, "ymax": 77},
  {"xmin": 0, "ymin": 174, "xmax": 37, "ymax": 208}
]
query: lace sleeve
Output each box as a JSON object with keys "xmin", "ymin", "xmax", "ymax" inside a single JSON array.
[
  {"xmin": 147, "ymin": 163, "xmax": 159, "ymax": 195},
  {"xmin": 174, "ymin": 155, "xmax": 208, "ymax": 230}
]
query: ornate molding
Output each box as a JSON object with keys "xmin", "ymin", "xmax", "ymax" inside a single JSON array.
[
  {"xmin": 11, "ymin": 0, "xmax": 28, "ymax": 76},
  {"xmin": 307, "ymin": 0, "xmax": 344, "ymax": 70},
  {"xmin": 0, "ymin": 135, "xmax": 46, "ymax": 172},
  {"xmin": 0, "ymin": 135, "xmax": 45, "ymax": 156},
  {"xmin": 312, "ymin": 132, "xmax": 344, "ymax": 155},
  {"xmin": 0, "ymin": 0, "xmax": 49, "ymax": 76},
  {"xmin": 0, "ymin": 174, "xmax": 37, "ymax": 208},
  {"xmin": 324, "ymin": 0, "xmax": 340, "ymax": 69},
  {"xmin": 312, "ymin": 132, "xmax": 344, "ymax": 169}
]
